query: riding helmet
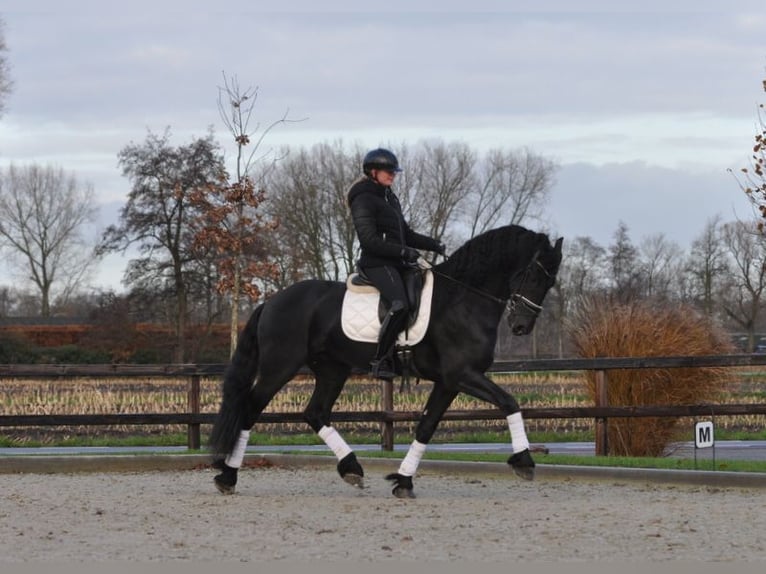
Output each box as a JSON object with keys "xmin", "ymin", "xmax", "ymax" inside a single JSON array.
[{"xmin": 362, "ymin": 148, "xmax": 402, "ymax": 175}]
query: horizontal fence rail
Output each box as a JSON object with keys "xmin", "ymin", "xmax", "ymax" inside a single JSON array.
[
  {"xmin": 2, "ymin": 354, "xmax": 766, "ymax": 454},
  {"xmin": 6, "ymin": 353, "xmax": 766, "ymax": 378}
]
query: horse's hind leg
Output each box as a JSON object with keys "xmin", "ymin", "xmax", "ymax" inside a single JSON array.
[
  {"xmin": 303, "ymin": 363, "xmax": 364, "ymax": 487},
  {"xmin": 386, "ymin": 385, "xmax": 458, "ymax": 499},
  {"xmin": 214, "ymin": 370, "xmax": 296, "ymax": 494}
]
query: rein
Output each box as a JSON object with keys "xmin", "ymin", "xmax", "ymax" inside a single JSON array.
[
  {"xmin": 430, "ymin": 251, "xmax": 549, "ymax": 317},
  {"xmin": 430, "ymin": 267, "xmax": 507, "ymax": 306}
]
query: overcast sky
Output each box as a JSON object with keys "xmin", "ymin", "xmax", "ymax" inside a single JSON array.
[{"xmin": 1, "ymin": 0, "xmax": 765, "ymax": 291}]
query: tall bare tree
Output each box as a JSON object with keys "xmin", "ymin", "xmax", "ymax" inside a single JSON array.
[
  {"xmin": 314, "ymin": 140, "xmax": 360, "ymax": 278},
  {"xmin": 99, "ymin": 129, "xmax": 226, "ymax": 362},
  {"xmin": 685, "ymin": 215, "xmax": 729, "ymax": 318},
  {"xmin": 553, "ymin": 236, "xmax": 607, "ymax": 357},
  {"xmin": 559, "ymin": 236, "xmax": 608, "ymax": 299},
  {"xmin": 607, "ymin": 221, "xmax": 642, "ymax": 302},
  {"xmin": 0, "ymin": 164, "xmax": 97, "ymax": 316},
  {"xmin": 396, "ymin": 141, "xmax": 556, "ymax": 248},
  {"xmin": 637, "ymin": 233, "xmax": 683, "ymax": 300},
  {"xmin": 261, "ymin": 139, "xmax": 558, "ymax": 282},
  {"xmin": 405, "ymin": 140, "xmax": 475, "ymax": 251},
  {"xmin": 189, "ymin": 74, "xmax": 299, "ymax": 355},
  {"xmin": 265, "ymin": 141, "xmax": 360, "ymax": 283},
  {"xmin": 730, "ymin": 72, "xmax": 766, "ymax": 230},
  {"xmin": 467, "ymin": 147, "xmax": 557, "ymax": 237},
  {"xmin": 0, "ymin": 18, "xmax": 12, "ymax": 118},
  {"xmin": 720, "ymin": 220, "xmax": 766, "ymax": 351}
]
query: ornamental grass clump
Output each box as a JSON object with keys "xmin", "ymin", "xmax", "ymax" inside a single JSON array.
[{"xmin": 569, "ymin": 297, "xmax": 733, "ymax": 457}]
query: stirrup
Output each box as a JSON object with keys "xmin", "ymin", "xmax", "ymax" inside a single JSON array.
[{"xmin": 370, "ymin": 357, "xmax": 396, "ymax": 380}]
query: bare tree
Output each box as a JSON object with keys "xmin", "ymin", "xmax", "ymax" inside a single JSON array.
[
  {"xmin": 0, "ymin": 18, "xmax": 12, "ymax": 118},
  {"xmin": 552, "ymin": 236, "xmax": 607, "ymax": 356},
  {"xmin": 398, "ymin": 141, "xmax": 556, "ymax": 249},
  {"xmin": 0, "ymin": 164, "xmax": 97, "ymax": 316},
  {"xmin": 99, "ymin": 129, "xmax": 226, "ymax": 362},
  {"xmin": 607, "ymin": 221, "xmax": 642, "ymax": 302},
  {"xmin": 260, "ymin": 139, "xmax": 560, "ymax": 285},
  {"xmin": 315, "ymin": 140, "xmax": 361, "ymax": 277},
  {"xmin": 720, "ymin": 220, "xmax": 766, "ymax": 351},
  {"xmin": 406, "ymin": 140, "xmax": 475, "ymax": 252},
  {"xmin": 730, "ymin": 71, "xmax": 766, "ymax": 230},
  {"xmin": 637, "ymin": 233, "xmax": 683, "ymax": 300},
  {"xmin": 684, "ymin": 215, "xmax": 729, "ymax": 318},
  {"xmin": 559, "ymin": 236, "xmax": 608, "ymax": 299},
  {"xmin": 467, "ymin": 147, "xmax": 557, "ymax": 237},
  {"xmin": 188, "ymin": 74, "xmax": 300, "ymax": 355},
  {"xmin": 265, "ymin": 141, "xmax": 360, "ymax": 283}
]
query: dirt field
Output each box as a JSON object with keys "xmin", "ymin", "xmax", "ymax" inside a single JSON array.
[{"xmin": 0, "ymin": 458, "xmax": 764, "ymax": 563}]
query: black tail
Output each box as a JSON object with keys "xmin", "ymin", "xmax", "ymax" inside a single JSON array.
[{"xmin": 208, "ymin": 303, "xmax": 264, "ymax": 459}]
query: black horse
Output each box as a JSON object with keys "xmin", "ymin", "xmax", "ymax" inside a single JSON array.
[{"xmin": 209, "ymin": 224, "xmax": 563, "ymax": 498}]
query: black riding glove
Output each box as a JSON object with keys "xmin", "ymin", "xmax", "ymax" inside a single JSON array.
[{"xmin": 401, "ymin": 247, "xmax": 421, "ymax": 264}]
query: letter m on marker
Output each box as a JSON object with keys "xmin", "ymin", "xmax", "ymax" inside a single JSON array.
[{"xmin": 695, "ymin": 421, "xmax": 714, "ymax": 449}]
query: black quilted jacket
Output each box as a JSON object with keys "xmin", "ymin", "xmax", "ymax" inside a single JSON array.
[{"xmin": 347, "ymin": 177, "xmax": 440, "ymax": 269}]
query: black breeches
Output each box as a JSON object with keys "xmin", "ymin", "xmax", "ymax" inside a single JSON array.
[
  {"xmin": 361, "ymin": 265, "xmax": 410, "ymax": 358},
  {"xmin": 362, "ymin": 265, "xmax": 409, "ymax": 310}
]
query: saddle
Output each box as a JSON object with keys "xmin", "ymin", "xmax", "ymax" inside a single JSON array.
[
  {"xmin": 341, "ymin": 267, "xmax": 434, "ymax": 345},
  {"xmin": 347, "ymin": 267, "xmax": 425, "ymax": 325}
]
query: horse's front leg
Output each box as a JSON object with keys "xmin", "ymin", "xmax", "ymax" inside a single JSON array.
[
  {"xmin": 457, "ymin": 372, "xmax": 535, "ymax": 480},
  {"xmin": 386, "ymin": 384, "xmax": 458, "ymax": 499},
  {"xmin": 304, "ymin": 364, "xmax": 365, "ymax": 488}
]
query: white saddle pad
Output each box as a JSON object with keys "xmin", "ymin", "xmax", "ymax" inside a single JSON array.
[{"xmin": 341, "ymin": 270, "xmax": 434, "ymax": 345}]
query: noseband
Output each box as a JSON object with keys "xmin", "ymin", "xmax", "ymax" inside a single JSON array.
[
  {"xmin": 508, "ymin": 292, "xmax": 543, "ymax": 316},
  {"xmin": 506, "ymin": 252, "xmax": 551, "ymax": 319}
]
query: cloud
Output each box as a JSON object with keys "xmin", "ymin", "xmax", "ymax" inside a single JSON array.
[
  {"xmin": 548, "ymin": 161, "xmax": 751, "ymax": 248},
  {"xmin": 2, "ymin": 3, "xmax": 765, "ymax": 292},
  {"xmin": 125, "ymin": 44, "xmax": 193, "ymax": 69}
]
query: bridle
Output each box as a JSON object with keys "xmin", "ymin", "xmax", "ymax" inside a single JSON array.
[
  {"xmin": 507, "ymin": 252, "xmax": 550, "ymax": 319},
  {"xmin": 430, "ymin": 250, "xmax": 552, "ymax": 318}
]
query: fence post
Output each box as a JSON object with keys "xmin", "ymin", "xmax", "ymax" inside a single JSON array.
[
  {"xmin": 187, "ymin": 374, "xmax": 201, "ymax": 450},
  {"xmin": 595, "ymin": 369, "xmax": 608, "ymax": 456},
  {"xmin": 381, "ymin": 378, "xmax": 394, "ymax": 451}
]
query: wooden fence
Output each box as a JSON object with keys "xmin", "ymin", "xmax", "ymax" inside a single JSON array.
[{"xmin": 2, "ymin": 354, "xmax": 766, "ymax": 455}]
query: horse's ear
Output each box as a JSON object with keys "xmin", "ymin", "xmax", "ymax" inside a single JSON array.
[{"xmin": 554, "ymin": 237, "xmax": 563, "ymax": 252}]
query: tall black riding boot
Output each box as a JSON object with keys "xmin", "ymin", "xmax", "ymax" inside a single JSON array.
[{"xmin": 370, "ymin": 301, "xmax": 407, "ymax": 380}]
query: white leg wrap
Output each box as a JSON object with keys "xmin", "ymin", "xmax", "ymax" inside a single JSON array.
[
  {"xmin": 507, "ymin": 412, "xmax": 530, "ymax": 453},
  {"xmin": 397, "ymin": 440, "xmax": 427, "ymax": 477},
  {"xmin": 318, "ymin": 426, "xmax": 352, "ymax": 461},
  {"xmin": 224, "ymin": 429, "xmax": 251, "ymax": 468}
]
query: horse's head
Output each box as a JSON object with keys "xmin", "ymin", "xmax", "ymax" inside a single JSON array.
[{"xmin": 506, "ymin": 236, "xmax": 563, "ymax": 335}]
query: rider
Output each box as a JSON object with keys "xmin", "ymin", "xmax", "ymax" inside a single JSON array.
[{"xmin": 347, "ymin": 148, "xmax": 445, "ymax": 380}]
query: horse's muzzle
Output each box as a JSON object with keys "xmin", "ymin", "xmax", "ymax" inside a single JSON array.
[{"xmin": 511, "ymin": 322, "xmax": 533, "ymax": 336}]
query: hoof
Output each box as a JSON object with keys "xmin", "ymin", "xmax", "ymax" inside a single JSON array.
[
  {"xmin": 342, "ymin": 473, "xmax": 365, "ymax": 488},
  {"xmin": 508, "ymin": 449, "xmax": 536, "ymax": 481},
  {"xmin": 338, "ymin": 453, "xmax": 365, "ymax": 488},
  {"xmin": 213, "ymin": 461, "xmax": 238, "ymax": 495},
  {"xmin": 385, "ymin": 473, "xmax": 415, "ymax": 499},
  {"xmin": 214, "ymin": 476, "xmax": 236, "ymax": 495}
]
